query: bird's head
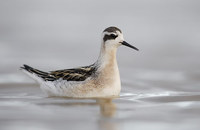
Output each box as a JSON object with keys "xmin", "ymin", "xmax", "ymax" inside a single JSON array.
[{"xmin": 102, "ymin": 26, "xmax": 139, "ymax": 51}]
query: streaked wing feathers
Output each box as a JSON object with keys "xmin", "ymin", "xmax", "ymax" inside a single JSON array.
[
  {"xmin": 21, "ymin": 64, "xmax": 96, "ymax": 82},
  {"xmin": 50, "ymin": 65, "xmax": 96, "ymax": 81}
]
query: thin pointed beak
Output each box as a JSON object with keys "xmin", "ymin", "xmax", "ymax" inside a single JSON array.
[{"xmin": 121, "ymin": 41, "xmax": 139, "ymax": 51}]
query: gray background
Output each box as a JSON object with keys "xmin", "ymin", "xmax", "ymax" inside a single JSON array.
[{"xmin": 0, "ymin": 0, "xmax": 200, "ymax": 80}]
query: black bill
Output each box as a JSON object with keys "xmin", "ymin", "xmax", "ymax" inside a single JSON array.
[{"xmin": 121, "ymin": 41, "xmax": 139, "ymax": 51}]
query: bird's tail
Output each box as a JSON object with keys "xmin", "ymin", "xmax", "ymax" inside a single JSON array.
[{"xmin": 20, "ymin": 64, "xmax": 49, "ymax": 82}]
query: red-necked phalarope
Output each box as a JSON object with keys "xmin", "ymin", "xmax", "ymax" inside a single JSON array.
[{"xmin": 21, "ymin": 26, "xmax": 139, "ymax": 98}]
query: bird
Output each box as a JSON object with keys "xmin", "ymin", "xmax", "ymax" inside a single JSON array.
[{"xmin": 20, "ymin": 26, "xmax": 139, "ymax": 98}]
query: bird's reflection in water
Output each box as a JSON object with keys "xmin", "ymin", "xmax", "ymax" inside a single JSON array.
[
  {"xmin": 38, "ymin": 97, "xmax": 118, "ymax": 130},
  {"xmin": 97, "ymin": 98, "xmax": 118, "ymax": 130},
  {"xmin": 96, "ymin": 98, "xmax": 116, "ymax": 117}
]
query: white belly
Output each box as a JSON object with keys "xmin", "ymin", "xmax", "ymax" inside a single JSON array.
[{"xmin": 39, "ymin": 76, "xmax": 121, "ymax": 98}]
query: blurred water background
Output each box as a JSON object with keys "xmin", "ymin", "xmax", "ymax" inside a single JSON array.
[{"xmin": 0, "ymin": 0, "xmax": 200, "ymax": 130}]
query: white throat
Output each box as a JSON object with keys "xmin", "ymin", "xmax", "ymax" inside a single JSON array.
[{"xmin": 96, "ymin": 42, "xmax": 118, "ymax": 69}]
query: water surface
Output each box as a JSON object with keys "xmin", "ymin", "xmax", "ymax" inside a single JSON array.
[{"xmin": 0, "ymin": 69, "xmax": 200, "ymax": 130}]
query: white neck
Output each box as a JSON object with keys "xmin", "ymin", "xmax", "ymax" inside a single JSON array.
[
  {"xmin": 94, "ymin": 42, "xmax": 121, "ymax": 94},
  {"xmin": 96, "ymin": 43, "xmax": 118, "ymax": 69}
]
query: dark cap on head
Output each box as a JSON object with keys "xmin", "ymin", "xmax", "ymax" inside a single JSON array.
[{"xmin": 103, "ymin": 26, "xmax": 122, "ymax": 33}]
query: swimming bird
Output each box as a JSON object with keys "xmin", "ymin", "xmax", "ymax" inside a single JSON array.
[{"xmin": 21, "ymin": 26, "xmax": 139, "ymax": 98}]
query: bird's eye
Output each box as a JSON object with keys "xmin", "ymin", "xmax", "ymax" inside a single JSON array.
[{"xmin": 110, "ymin": 34, "xmax": 118, "ymax": 39}]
